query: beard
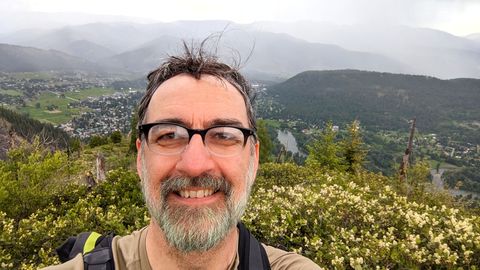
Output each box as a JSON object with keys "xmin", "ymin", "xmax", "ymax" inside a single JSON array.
[{"xmin": 140, "ymin": 152, "xmax": 256, "ymax": 253}]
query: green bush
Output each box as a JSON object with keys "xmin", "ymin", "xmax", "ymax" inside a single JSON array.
[
  {"xmin": 1, "ymin": 143, "xmax": 480, "ymax": 269},
  {"xmin": 245, "ymin": 165, "xmax": 480, "ymax": 268},
  {"xmin": 0, "ymin": 168, "xmax": 148, "ymax": 269}
]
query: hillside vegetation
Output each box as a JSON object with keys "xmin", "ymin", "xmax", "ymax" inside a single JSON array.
[
  {"xmin": 0, "ymin": 132, "xmax": 479, "ymax": 269},
  {"xmin": 0, "ymin": 107, "xmax": 70, "ymax": 158},
  {"xmin": 266, "ymin": 70, "xmax": 480, "ymax": 143},
  {"xmin": 0, "ymin": 44, "xmax": 103, "ymax": 73}
]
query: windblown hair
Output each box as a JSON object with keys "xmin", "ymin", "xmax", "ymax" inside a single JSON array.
[{"xmin": 137, "ymin": 39, "xmax": 256, "ymax": 131}]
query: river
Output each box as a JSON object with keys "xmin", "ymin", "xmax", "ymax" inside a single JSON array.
[
  {"xmin": 277, "ymin": 130, "xmax": 305, "ymax": 156},
  {"xmin": 430, "ymin": 169, "xmax": 480, "ymax": 199}
]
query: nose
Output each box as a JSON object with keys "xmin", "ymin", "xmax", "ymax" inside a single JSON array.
[{"xmin": 175, "ymin": 134, "xmax": 216, "ymax": 177}]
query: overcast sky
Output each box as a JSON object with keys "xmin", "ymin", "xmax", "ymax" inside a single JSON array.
[{"xmin": 2, "ymin": 0, "xmax": 480, "ymax": 36}]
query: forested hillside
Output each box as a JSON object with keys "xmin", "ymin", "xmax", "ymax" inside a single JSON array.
[
  {"xmin": 0, "ymin": 107, "xmax": 70, "ymax": 158},
  {"xmin": 266, "ymin": 70, "xmax": 480, "ymax": 143}
]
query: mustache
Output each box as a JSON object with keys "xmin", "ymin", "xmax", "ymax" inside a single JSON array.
[{"xmin": 160, "ymin": 174, "xmax": 232, "ymax": 199}]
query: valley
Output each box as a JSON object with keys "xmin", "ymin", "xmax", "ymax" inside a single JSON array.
[{"xmin": 1, "ymin": 65, "xmax": 479, "ymax": 196}]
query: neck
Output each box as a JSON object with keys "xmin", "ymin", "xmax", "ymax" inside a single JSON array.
[{"xmin": 146, "ymin": 221, "xmax": 238, "ymax": 270}]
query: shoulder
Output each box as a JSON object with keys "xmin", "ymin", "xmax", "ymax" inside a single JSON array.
[
  {"xmin": 41, "ymin": 253, "xmax": 84, "ymax": 270},
  {"xmin": 263, "ymin": 244, "xmax": 323, "ymax": 270},
  {"xmin": 41, "ymin": 228, "xmax": 149, "ymax": 270},
  {"xmin": 113, "ymin": 227, "xmax": 150, "ymax": 269}
]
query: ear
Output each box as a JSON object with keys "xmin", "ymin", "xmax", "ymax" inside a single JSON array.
[{"xmin": 136, "ymin": 138, "xmax": 144, "ymax": 179}]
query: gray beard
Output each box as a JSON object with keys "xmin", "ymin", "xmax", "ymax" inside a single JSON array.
[{"xmin": 140, "ymin": 156, "xmax": 255, "ymax": 253}]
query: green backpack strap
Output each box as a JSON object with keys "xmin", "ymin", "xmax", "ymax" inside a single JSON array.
[
  {"xmin": 57, "ymin": 226, "xmax": 270, "ymax": 270},
  {"xmin": 56, "ymin": 232, "xmax": 115, "ymax": 270}
]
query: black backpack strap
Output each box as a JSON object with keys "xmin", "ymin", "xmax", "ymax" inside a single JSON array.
[
  {"xmin": 237, "ymin": 223, "xmax": 271, "ymax": 270},
  {"xmin": 56, "ymin": 232, "xmax": 115, "ymax": 270}
]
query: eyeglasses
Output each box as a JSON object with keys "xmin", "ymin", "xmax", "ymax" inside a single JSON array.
[{"xmin": 138, "ymin": 122, "xmax": 257, "ymax": 157}]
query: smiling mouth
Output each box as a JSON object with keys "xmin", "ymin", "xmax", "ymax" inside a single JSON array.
[{"xmin": 176, "ymin": 188, "xmax": 218, "ymax": 199}]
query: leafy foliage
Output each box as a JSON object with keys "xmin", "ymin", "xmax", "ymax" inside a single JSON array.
[
  {"xmin": 0, "ymin": 139, "xmax": 81, "ymax": 220},
  {"xmin": 109, "ymin": 131, "xmax": 122, "ymax": 144},
  {"xmin": 247, "ymin": 163, "xmax": 480, "ymax": 268},
  {"xmin": 257, "ymin": 119, "xmax": 273, "ymax": 163},
  {"xmin": 341, "ymin": 120, "xmax": 367, "ymax": 174},
  {"xmin": 305, "ymin": 121, "xmax": 367, "ymax": 174},
  {"xmin": 306, "ymin": 122, "xmax": 347, "ymax": 171},
  {"xmin": 1, "ymin": 139, "xmax": 479, "ymax": 269}
]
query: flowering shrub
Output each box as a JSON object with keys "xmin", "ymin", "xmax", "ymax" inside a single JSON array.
[
  {"xmin": 245, "ymin": 163, "xmax": 480, "ymax": 268},
  {"xmin": 0, "ymin": 168, "xmax": 148, "ymax": 269},
  {"xmin": 1, "ymin": 154, "xmax": 479, "ymax": 268}
]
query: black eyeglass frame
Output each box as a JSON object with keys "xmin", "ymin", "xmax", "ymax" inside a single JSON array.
[{"xmin": 138, "ymin": 122, "xmax": 257, "ymax": 147}]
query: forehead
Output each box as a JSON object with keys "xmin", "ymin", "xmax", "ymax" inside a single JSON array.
[{"xmin": 145, "ymin": 74, "xmax": 249, "ymax": 127}]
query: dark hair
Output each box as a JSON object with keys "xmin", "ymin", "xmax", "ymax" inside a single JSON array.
[{"xmin": 137, "ymin": 40, "xmax": 256, "ymax": 133}]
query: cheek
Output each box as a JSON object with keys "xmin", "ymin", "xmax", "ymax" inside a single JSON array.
[
  {"xmin": 143, "ymin": 156, "xmax": 177, "ymax": 185},
  {"xmin": 218, "ymin": 158, "xmax": 250, "ymax": 190}
]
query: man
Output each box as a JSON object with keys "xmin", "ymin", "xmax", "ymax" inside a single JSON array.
[{"xmin": 45, "ymin": 42, "xmax": 320, "ymax": 269}]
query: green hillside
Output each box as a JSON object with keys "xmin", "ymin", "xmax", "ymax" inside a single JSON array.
[
  {"xmin": 0, "ymin": 107, "xmax": 70, "ymax": 150},
  {"xmin": 266, "ymin": 70, "xmax": 480, "ymax": 143}
]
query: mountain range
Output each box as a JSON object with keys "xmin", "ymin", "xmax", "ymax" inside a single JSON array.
[
  {"xmin": 0, "ymin": 20, "xmax": 479, "ymax": 79},
  {"xmin": 0, "ymin": 43, "xmax": 103, "ymax": 72}
]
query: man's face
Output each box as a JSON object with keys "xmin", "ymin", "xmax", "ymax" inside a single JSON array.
[{"xmin": 136, "ymin": 74, "xmax": 259, "ymax": 252}]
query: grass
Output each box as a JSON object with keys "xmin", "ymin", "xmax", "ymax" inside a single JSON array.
[
  {"xmin": 9, "ymin": 72, "xmax": 55, "ymax": 80},
  {"xmin": 0, "ymin": 89, "xmax": 23, "ymax": 96},
  {"xmin": 17, "ymin": 87, "xmax": 117, "ymax": 125}
]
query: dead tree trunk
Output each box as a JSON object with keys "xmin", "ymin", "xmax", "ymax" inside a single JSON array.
[
  {"xmin": 96, "ymin": 152, "xmax": 106, "ymax": 182},
  {"xmin": 399, "ymin": 118, "xmax": 416, "ymax": 181}
]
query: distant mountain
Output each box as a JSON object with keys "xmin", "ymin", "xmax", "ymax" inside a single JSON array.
[
  {"xmin": 0, "ymin": 43, "xmax": 104, "ymax": 72},
  {"xmin": 0, "ymin": 11, "xmax": 158, "ymax": 34},
  {"xmin": 266, "ymin": 70, "xmax": 480, "ymax": 143},
  {"xmin": 1, "ymin": 20, "xmax": 479, "ymax": 79},
  {"xmin": 466, "ymin": 33, "xmax": 480, "ymax": 43},
  {"xmin": 103, "ymin": 35, "xmax": 182, "ymax": 72},
  {"xmin": 250, "ymin": 22, "xmax": 480, "ymax": 79},
  {"xmin": 0, "ymin": 21, "xmax": 238, "ymax": 55},
  {"xmin": 104, "ymin": 31, "xmax": 406, "ymax": 78},
  {"xmin": 58, "ymin": 40, "xmax": 116, "ymax": 61}
]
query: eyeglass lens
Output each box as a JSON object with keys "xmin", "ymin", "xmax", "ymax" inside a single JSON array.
[{"xmin": 146, "ymin": 124, "xmax": 246, "ymax": 156}]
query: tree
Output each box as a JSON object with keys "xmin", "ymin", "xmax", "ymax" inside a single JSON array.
[
  {"xmin": 129, "ymin": 109, "xmax": 138, "ymax": 153},
  {"xmin": 89, "ymin": 135, "xmax": 108, "ymax": 148},
  {"xmin": 69, "ymin": 137, "xmax": 81, "ymax": 157},
  {"xmin": 110, "ymin": 131, "xmax": 122, "ymax": 144},
  {"xmin": 305, "ymin": 121, "xmax": 346, "ymax": 171},
  {"xmin": 342, "ymin": 120, "xmax": 367, "ymax": 173},
  {"xmin": 257, "ymin": 119, "xmax": 273, "ymax": 163}
]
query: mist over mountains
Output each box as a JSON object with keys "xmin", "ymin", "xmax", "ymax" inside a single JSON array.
[{"xmin": 0, "ymin": 19, "xmax": 479, "ymax": 79}]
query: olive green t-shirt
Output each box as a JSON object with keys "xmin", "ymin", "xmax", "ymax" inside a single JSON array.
[{"xmin": 44, "ymin": 227, "xmax": 321, "ymax": 270}]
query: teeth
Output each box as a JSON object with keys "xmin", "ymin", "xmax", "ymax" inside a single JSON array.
[{"xmin": 179, "ymin": 189, "xmax": 214, "ymax": 198}]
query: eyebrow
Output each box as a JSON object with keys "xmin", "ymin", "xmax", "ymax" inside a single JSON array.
[{"xmin": 147, "ymin": 117, "xmax": 246, "ymax": 128}]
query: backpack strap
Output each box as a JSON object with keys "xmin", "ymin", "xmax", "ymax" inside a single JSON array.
[
  {"xmin": 56, "ymin": 232, "xmax": 115, "ymax": 270},
  {"xmin": 237, "ymin": 223, "xmax": 271, "ymax": 270},
  {"xmin": 57, "ymin": 225, "xmax": 269, "ymax": 270}
]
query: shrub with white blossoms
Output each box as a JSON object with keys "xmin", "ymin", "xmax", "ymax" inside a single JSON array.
[
  {"xmin": 243, "ymin": 163, "xmax": 480, "ymax": 268},
  {"xmin": 1, "ymin": 154, "xmax": 480, "ymax": 269}
]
